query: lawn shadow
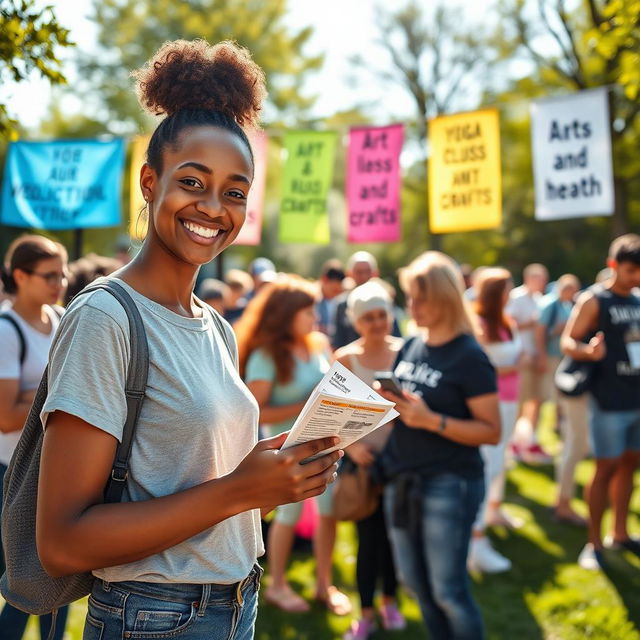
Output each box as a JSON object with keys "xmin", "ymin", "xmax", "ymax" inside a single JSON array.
[
  {"xmin": 474, "ymin": 470, "xmax": 596, "ymax": 640},
  {"xmin": 600, "ymin": 549, "xmax": 640, "ymax": 630},
  {"xmin": 473, "ymin": 519, "xmax": 556, "ymax": 640}
]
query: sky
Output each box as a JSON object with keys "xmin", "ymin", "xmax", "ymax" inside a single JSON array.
[{"xmin": 5, "ymin": 0, "xmax": 496, "ymax": 133}]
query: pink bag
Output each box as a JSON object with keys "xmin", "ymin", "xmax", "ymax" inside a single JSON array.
[{"xmin": 295, "ymin": 498, "xmax": 319, "ymax": 539}]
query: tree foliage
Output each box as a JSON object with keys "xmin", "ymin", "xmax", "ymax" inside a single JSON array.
[
  {"xmin": 349, "ymin": 1, "xmax": 491, "ymax": 253},
  {"xmin": 356, "ymin": 0, "xmax": 639, "ymax": 281},
  {"xmin": 352, "ymin": 2, "xmax": 489, "ymax": 142},
  {"xmin": 0, "ymin": 0, "xmax": 73, "ymax": 137},
  {"xmin": 497, "ymin": 0, "xmax": 640, "ymax": 233},
  {"xmin": 80, "ymin": 0, "xmax": 323, "ymax": 132}
]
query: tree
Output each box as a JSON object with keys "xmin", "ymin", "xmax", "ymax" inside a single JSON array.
[
  {"xmin": 0, "ymin": 0, "xmax": 73, "ymax": 137},
  {"xmin": 497, "ymin": 0, "xmax": 640, "ymax": 235},
  {"xmin": 79, "ymin": 0, "xmax": 323, "ymax": 133},
  {"xmin": 350, "ymin": 1, "xmax": 491, "ymax": 250}
]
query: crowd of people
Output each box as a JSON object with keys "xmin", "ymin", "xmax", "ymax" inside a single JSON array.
[
  {"xmin": 2, "ymin": 232, "xmax": 639, "ymax": 639},
  {"xmin": 0, "ymin": 37, "xmax": 638, "ymax": 640}
]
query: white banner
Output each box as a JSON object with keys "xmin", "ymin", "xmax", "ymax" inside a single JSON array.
[{"xmin": 531, "ymin": 87, "xmax": 614, "ymax": 221}]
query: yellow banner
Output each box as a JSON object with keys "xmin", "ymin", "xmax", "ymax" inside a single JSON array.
[
  {"xmin": 129, "ymin": 135, "xmax": 150, "ymax": 240},
  {"xmin": 428, "ymin": 109, "xmax": 502, "ymax": 233}
]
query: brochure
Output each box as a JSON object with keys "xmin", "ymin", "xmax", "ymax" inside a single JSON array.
[{"xmin": 281, "ymin": 361, "xmax": 399, "ymax": 460}]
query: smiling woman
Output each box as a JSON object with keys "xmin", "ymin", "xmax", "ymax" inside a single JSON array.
[{"xmin": 32, "ymin": 39, "xmax": 343, "ymax": 640}]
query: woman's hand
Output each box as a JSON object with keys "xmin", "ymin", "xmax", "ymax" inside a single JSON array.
[
  {"xmin": 346, "ymin": 441, "xmax": 375, "ymax": 466},
  {"xmin": 231, "ymin": 432, "xmax": 343, "ymax": 512},
  {"xmin": 378, "ymin": 389, "xmax": 436, "ymax": 430}
]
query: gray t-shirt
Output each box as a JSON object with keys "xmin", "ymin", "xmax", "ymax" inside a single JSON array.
[{"xmin": 41, "ymin": 277, "xmax": 263, "ymax": 584}]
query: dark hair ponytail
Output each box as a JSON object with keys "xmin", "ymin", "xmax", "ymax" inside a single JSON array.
[
  {"xmin": 2, "ymin": 235, "xmax": 66, "ymax": 295},
  {"xmin": 0, "ymin": 265, "xmax": 16, "ymax": 295}
]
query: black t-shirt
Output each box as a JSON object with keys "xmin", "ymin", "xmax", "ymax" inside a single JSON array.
[
  {"xmin": 382, "ymin": 333, "xmax": 497, "ymax": 479},
  {"xmin": 591, "ymin": 285, "xmax": 640, "ymax": 411}
]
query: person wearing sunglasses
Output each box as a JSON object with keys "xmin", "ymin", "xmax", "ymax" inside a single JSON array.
[{"xmin": 0, "ymin": 234, "xmax": 68, "ymax": 640}]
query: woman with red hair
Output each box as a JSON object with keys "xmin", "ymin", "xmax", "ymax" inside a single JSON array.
[{"xmin": 236, "ymin": 274, "xmax": 351, "ymax": 616}]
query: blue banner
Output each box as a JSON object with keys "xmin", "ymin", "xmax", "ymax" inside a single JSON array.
[{"xmin": 1, "ymin": 139, "xmax": 125, "ymax": 230}]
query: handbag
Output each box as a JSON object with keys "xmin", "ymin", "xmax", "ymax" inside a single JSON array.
[
  {"xmin": 332, "ymin": 457, "xmax": 382, "ymax": 522},
  {"xmin": 0, "ymin": 280, "xmax": 149, "ymax": 616},
  {"xmin": 554, "ymin": 355, "xmax": 595, "ymax": 397}
]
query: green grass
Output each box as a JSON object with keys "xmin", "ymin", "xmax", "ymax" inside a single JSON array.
[{"xmin": 10, "ymin": 408, "xmax": 640, "ymax": 639}]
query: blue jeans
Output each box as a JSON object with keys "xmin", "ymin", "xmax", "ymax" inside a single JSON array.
[
  {"xmin": 83, "ymin": 564, "xmax": 262, "ymax": 640},
  {"xmin": 589, "ymin": 399, "xmax": 640, "ymax": 459},
  {"xmin": 0, "ymin": 463, "xmax": 69, "ymax": 640},
  {"xmin": 384, "ymin": 473, "xmax": 485, "ymax": 640}
]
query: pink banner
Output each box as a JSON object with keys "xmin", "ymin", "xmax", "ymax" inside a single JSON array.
[
  {"xmin": 234, "ymin": 129, "xmax": 268, "ymax": 246},
  {"xmin": 347, "ymin": 124, "xmax": 403, "ymax": 243}
]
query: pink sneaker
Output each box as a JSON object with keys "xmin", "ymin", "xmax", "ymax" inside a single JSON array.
[
  {"xmin": 522, "ymin": 443, "xmax": 553, "ymax": 465},
  {"xmin": 343, "ymin": 619, "xmax": 376, "ymax": 640},
  {"xmin": 380, "ymin": 603, "xmax": 406, "ymax": 631}
]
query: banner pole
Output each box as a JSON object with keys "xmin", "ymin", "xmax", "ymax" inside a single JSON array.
[{"xmin": 73, "ymin": 228, "xmax": 83, "ymax": 260}]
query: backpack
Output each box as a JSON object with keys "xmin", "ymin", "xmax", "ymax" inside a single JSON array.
[{"xmin": 0, "ymin": 280, "xmax": 149, "ymax": 616}]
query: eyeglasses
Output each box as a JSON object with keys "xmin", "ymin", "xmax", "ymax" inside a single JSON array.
[{"xmin": 22, "ymin": 269, "xmax": 68, "ymax": 286}]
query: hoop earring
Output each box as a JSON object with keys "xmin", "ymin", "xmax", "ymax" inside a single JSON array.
[{"xmin": 134, "ymin": 202, "xmax": 149, "ymax": 243}]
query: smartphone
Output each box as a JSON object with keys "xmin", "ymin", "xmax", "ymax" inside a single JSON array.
[{"xmin": 374, "ymin": 372, "xmax": 403, "ymax": 397}]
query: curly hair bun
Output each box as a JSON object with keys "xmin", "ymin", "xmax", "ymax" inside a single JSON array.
[{"xmin": 132, "ymin": 39, "xmax": 266, "ymax": 128}]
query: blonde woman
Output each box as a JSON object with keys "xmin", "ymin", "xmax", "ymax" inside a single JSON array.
[
  {"xmin": 378, "ymin": 252, "xmax": 500, "ymax": 640},
  {"xmin": 335, "ymin": 280, "xmax": 405, "ymax": 640}
]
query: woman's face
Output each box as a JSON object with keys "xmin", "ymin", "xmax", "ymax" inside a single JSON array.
[
  {"xmin": 354, "ymin": 307, "xmax": 391, "ymax": 340},
  {"xmin": 292, "ymin": 305, "xmax": 317, "ymax": 339},
  {"xmin": 16, "ymin": 255, "xmax": 67, "ymax": 306},
  {"xmin": 407, "ymin": 280, "xmax": 442, "ymax": 329},
  {"xmin": 141, "ymin": 126, "xmax": 253, "ymax": 267}
]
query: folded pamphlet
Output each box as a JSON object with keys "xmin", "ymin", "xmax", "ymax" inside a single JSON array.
[{"xmin": 281, "ymin": 361, "xmax": 399, "ymax": 460}]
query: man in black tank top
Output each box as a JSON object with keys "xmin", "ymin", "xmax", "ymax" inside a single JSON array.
[{"xmin": 561, "ymin": 234, "xmax": 640, "ymax": 570}]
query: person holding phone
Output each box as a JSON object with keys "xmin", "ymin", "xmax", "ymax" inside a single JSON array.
[
  {"xmin": 378, "ymin": 252, "xmax": 500, "ymax": 640},
  {"xmin": 35, "ymin": 40, "xmax": 341, "ymax": 640},
  {"xmin": 334, "ymin": 281, "xmax": 405, "ymax": 640}
]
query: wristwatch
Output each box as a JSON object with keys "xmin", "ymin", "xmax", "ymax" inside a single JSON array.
[{"xmin": 438, "ymin": 414, "xmax": 447, "ymax": 433}]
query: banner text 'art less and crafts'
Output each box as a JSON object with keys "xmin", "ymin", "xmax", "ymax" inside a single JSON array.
[{"xmin": 347, "ymin": 124, "xmax": 403, "ymax": 243}]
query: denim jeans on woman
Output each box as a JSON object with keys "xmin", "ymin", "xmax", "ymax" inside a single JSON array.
[
  {"xmin": 83, "ymin": 564, "xmax": 262, "ymax": 640},
  {"xmin": 0, "ymin": 462, "xmax": 69, "ymax": 640},
  {"xmin": 384, "ymin": 473, "xmax": 485, "ymax": 640}
]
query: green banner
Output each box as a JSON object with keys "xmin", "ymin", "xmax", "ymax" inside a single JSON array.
[{"xmin": 279, "ymin": 130, "xmax": 337, "ymax": 244}]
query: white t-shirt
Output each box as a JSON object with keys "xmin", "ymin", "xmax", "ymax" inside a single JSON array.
[
  {"xmin": 0, "ymin": 306, "xmax": 61, "ymax": 464},
  {"xmin": 507, "ymin": 285, "xmax": 542, "ymax": 355}
]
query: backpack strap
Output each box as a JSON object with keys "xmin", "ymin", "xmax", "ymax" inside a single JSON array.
[
  {"xmin": 72, "ymin": 280, "xmax": 149, "ymax": 504},
  {"xmin": 0, "ymin": 313, "xmax": 27, "ymax": 366}
]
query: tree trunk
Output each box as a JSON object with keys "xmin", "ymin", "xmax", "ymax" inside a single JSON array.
[
  {"xmin": 612, "ymin": 177, "xmax": 629, "ymax": 238},
  {"xmin": 430, "ymin": 232, "xmax": 443, "ymax": 251}
]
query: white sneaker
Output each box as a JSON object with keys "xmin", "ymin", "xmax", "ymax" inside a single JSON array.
[
  {"xmin": 468, "ymin": 536, "xmax": 512, "ymax": 573},
  {"xmin": 578, "ymin": 543, "xmax": 605, "ymax": 570}
]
